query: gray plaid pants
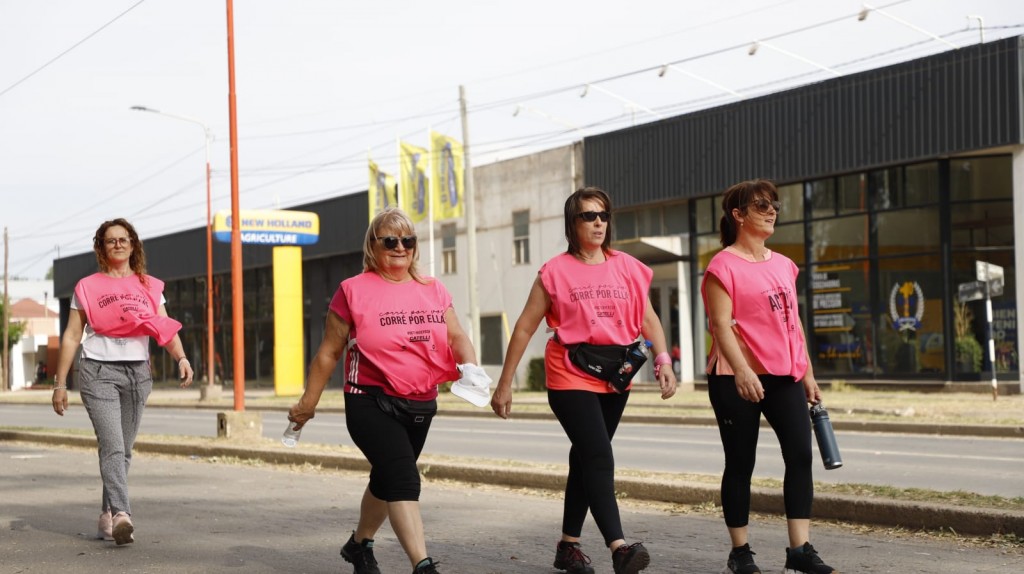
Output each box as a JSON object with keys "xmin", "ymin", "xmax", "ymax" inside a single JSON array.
[{"xmin": 79, "ymin": 358, "xmax": 153, "ymax": 516}]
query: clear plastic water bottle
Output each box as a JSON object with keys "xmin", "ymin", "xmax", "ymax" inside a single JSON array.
[
  {"xmin": 281, "ymin": 422, "xmax": 302, "ymax": 448},
  {"xmin": 809, "ymin": 403, "xmax": 843, "ymax": 470}
]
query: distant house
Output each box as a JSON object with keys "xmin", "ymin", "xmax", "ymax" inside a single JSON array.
[{"xmin": 7, "ymin": 298, "xmax": 59, "ymax": 390}]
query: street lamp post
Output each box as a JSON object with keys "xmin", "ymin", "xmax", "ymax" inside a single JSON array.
[{"xmin": 130, "ymin": 106, "xmax": 218, "ymax": 399}]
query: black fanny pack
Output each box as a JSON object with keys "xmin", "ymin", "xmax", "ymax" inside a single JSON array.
[
  {"xmin": 563, "ymin": 339, "xmax": 647, "ymax": 393},
  {"xmin": 349, "ymin": 383, "xmax": 438, "ymax": 426}
]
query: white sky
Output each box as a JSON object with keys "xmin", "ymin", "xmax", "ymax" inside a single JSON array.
[{"xmin": 1, "ymin": 0, "xmax": 1020, "ymax": 279}]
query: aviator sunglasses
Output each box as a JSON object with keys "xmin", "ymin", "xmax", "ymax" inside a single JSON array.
[
  {"xmin": 745, "ymin": 198, "xmax": 782, "ymax": 215},
  {"xmin": 577, "ymin": 211, "xmax": 611, "ymax": 223},
  {"xmin": 376, "ymin": 235, "xmax": 417, "ymax": 250}
]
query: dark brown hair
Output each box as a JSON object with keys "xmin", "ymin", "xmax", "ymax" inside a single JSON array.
[
  {"xmin": 564, "ymin": 186, "xmax": 613, "ymax": 256},
  {"xmin": 92, "ymin": 218, "xmax": 148, "ymax": 283},
  {"xmin": 719, "ymin": 179, "xmax": 780, "ymax": 247}
]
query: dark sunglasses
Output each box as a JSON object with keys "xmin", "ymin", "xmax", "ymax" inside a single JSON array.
[
  {"xmin": 376, "ymin": 235, "xmax": 417, "ymax": 250},
  {"xmin": 577, "ymin": 211, "xmax": 611, "ymax": 223},
  {"xmin": 746, "ymin": 198, "xmax": 781, "ymax": 215}
]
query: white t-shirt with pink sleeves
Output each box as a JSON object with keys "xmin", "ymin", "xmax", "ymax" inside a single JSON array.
[
  {"xmin": 329, "ymin": 272, "xmax": 460, "ymax": 400},
  {"xmin": 700, "ymin": 249, "xmax": 809, "ymax": 381}
]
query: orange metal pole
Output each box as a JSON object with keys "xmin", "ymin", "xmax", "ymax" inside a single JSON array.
[
  {"xmin": 226, "ymin": 0, "xmax": 245, "ymax": 411},
  {"xmin": 206, "ymin": 159, "xmax": 215, "ymax": 392}
]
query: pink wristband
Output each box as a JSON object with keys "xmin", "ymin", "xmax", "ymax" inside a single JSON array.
[{"xmin": 653, "ymin": 352, "xmax": 672, "ymax": 378}]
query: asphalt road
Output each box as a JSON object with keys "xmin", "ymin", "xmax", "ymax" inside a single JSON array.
[
  {"xmin": 2, "ymin": 404, "xmax": 1021, "ymax": 498},
  {"xmin": 3, "ymin": 441, "xmax": 1021, "ymax": 574}
]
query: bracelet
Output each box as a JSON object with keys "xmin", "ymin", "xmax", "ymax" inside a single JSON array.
[
  {"xmin": 53, "ymin": 386, "xmax": 67, "ymax": 390},
  {"xmin": 653, "ymin": 352, "xmax": 672, "ymax": 366},
  {"xmin": 176, "ymin": 357, "xmax": 189, "ymax": 364}
]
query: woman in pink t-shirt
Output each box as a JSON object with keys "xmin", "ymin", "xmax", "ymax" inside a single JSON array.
[
  {"xmin": 288, "ymin": 208, "xmax": 478, "ymax": 574},
  {"xmin": 492, "ymin": 187, "xmax": 676, "ymax": 574},
  {"xmin": 701, "ymin": 180, "xmax": 836, "ymax": 574},
  {"xmin": 51, "ymin": 218, "xmax": 193, "ymax": 546}
]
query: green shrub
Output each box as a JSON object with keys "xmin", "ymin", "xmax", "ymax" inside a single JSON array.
[
  {"xmin": 955, "ymin": 336, "xmax": 984, "ymax": 373},
  {"xmin": 526, "ymin": 357, "xmax": 546, "ymax": 391}
]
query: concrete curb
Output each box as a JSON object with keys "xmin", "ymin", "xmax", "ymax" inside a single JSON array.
[{"xmin": 4, "ymin": 429, "xmax": 1021, "ymax": 538}]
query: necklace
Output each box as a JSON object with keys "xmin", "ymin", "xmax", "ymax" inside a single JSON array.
[{"xmin": 730, "ymin": 245, "xmax": 767, "ymax": 262}]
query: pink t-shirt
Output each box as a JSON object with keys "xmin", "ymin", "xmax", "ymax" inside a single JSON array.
[
  {"xmin": 700, "ymin": 250, "xmax": 808, "ymax": 381},
  {"xmin": 540, "ymin": 251, "xmax": 653, "ymax": 391},
  {"xmin": 73, "ymin": 273, "xmax": 182, "ymax": 346},
  {"xmin": 329, "ymin": 272, "xmax": 459, "ymax": 400}
]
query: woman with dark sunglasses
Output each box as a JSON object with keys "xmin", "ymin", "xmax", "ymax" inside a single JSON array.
[
  {"xmin": 701, "ymin": 179, "xmax": 836, "ymax": 574},
  {"xmin": 288, "ymin": 208, "xmax": 479, "ymax": 574},
  {"xmin": 492, "ymin": 187, "xmax": 676, "ymax": 574}
]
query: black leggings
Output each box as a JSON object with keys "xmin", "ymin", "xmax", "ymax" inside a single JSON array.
[
  {"xmin": 707, "ymin": 374, "xmax": 813, "ymax": 528},
  {"xmin": 345, "ymin": 392, "xmax": 432, "ymax": 502},
  {"xmin": 547, "ymin": 389, "xmax": 629, "ymax": 547}
]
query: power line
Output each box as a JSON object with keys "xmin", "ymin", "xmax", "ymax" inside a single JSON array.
[{"xmin": 0, "ymin": 0, "xmax": 148, "ymax": 98}]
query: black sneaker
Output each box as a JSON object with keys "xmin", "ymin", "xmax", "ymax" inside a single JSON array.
[
  {"xmin": 340, "ymin": 532, "xmax": 381, "ymax": 574},
  {"xmin": 783, "ymin": 542, "xmax": 836, "ymax": 574},
  {"xmin": 553, "ymin": 541, "xmax": 595, "ymax": 574},
  {"xmin": 412, "ymin": 557, "xmax": 440, "ymax": 573},
  {"xmin": 612, "ymin": 541, "xmax": 650, "ymax": 574},
  {"xmin": 726, "ymin": 543, "xmax": 761, "ymax": 574}
]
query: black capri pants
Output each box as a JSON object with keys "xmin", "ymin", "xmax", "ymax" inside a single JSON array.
[
  {"xmin": 707, "ymin": 373, "xmax": 814, "ymax": 528},
  {"xmin": 345, "ymin": 391, "xmax": 432, "ymax": 502}
]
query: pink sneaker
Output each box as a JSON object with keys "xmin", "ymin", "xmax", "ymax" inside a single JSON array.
[
  {"xmin": 112, "ymin": 512, "xmax": 134, "ymax": 545},
  {"xmin": 97, "ymin": 511, "xmax": 113, "ymax": 541}
]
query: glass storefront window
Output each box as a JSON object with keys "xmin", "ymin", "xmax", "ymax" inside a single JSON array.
[
  {"xmin": 771, "ymin": 222, "xmax": 805, "ymax": 265},
  {"xmin": 616, "ymin": 210, "xmax": 637, "ymax": 240},
  {"xmin": 837, "ymin": 173, "xmax": 867, "ymax": 215},
  {"xmin": 876, "ymin": 254, "xmax": 945, "ymax": 376},
  {"xmin": 809, "ymin": 178, "xmax": 835, "ymax": 218},
  {"xmin": 951, "ymin": 251, "xmax": 1018, "ymax": 375},
  {"xmin": 809, "ymin": 261, "xmax": 874, "ymax": 375},
  {"xmin": 776, "ymin": 183, "xmax": 802, "ymax": 224},
  {"xmin": 951, "ymin": 201, "xmax": 1015, "ymax": 248},
  {"xmin": 695, "ymin": 197, "xmax": 716, "ymax": 234},
  {"xmin": 903, "ymin": 162, "xmax": 939, "ymax": 206},
  {"xmin": 697, "ymin": 235, "xmax": 722, "ymax": 272},
  {"xmin": 876, "ymin": 207, "xmax": 940, "ymax": 256},
  {"xmin": 664, "ymin": 202, "xmax": 688, "ymax": 235},
  {"xmin": 809, "ymin": 215, "xmax": 868, "ymax": 262},
  {"xmin": 950, "ymin": 156, "xmax": 1013, "ymax": 201}
]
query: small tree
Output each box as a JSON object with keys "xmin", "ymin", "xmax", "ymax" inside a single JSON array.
[
  {"xmin": 0, "ymin": 300, "xmax": 27, "ymax": 390},
  {"xmin": 953, "ymin": 301, "xmax": 983, "ymax": 373}
]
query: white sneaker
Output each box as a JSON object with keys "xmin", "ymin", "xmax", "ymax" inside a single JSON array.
[{"xmin": 451, "ymin": 363, "xmax": 492, "ymax": 407}]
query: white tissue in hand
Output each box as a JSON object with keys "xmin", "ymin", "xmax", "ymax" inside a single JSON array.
[{"xmin": 451, "ymin": 363, "xmax": 492, "ymax": 407}]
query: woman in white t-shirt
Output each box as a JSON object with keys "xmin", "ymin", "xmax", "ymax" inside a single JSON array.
[{"xmin": 52, "ymin": 218, "xmax": 193, "ymax": 546}]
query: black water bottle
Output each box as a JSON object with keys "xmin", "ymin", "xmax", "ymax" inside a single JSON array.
[{"xmin": 810, "ymin": 402, "xmax": 843, "ymax": 470}]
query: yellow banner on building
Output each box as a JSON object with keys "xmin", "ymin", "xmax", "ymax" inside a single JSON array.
[
  {"xmin": 368, "ymin": 159, "xmax": 397, "ymax": 222},
  {"xmin": 399, "ymin": 141, "xmax": 430, "ymax": 223},
  {"xmin": 430, "ymin": 131, "xmax": 464, "ymax": 220}
]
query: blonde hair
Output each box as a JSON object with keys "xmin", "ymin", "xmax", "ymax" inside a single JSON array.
[{"xmin": 363, "ymin": 208, "xmax": 427, "ymax": 284}]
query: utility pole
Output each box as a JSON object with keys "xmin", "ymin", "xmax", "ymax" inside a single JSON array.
[
  {"xmin": 2, "ymin": 227, "xmax": 9, "ymax": 392},
  {"xmin": 458, "ymin": 86, "xmax": 481, "ymax": 352}
]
